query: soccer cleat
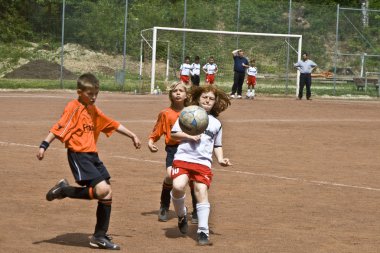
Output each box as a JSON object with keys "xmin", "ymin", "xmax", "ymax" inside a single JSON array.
[
  {"xmin": 89, "ymin": 235, "xmax": 120, "ymax": 250},
  {"xmin": 197, "ymin": 232, "xmax": 212, "ymax": 246},
  {"xmin": 178, "ymin": 214, "xmax": 188, "ymax": 234},
  {"xmin": 237, "ymin": 95, "xmax": 242, "ymax": 99},
  {"xmin": 46, "ymin": 179, "xmax": 69, "ymax": 201},
  {"xmin": 158, "ymin": 206, "xmax": 169, "ymax": 222},
  {"xmin": 191, "ymin": 211, "xmax": 198, "ymax": 224}
]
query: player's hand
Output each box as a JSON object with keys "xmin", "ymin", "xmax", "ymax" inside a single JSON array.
[
  {"xmin": 189, "ymin": 134, "xmax": 201, "ymax": 142},
  {"xmin": 132, "ymin": 136, "xmax": 142, "ymax": 149},
  {"xmin": 148, "ymin": 142, "xmax": 158, "ymax": 152},
  {"xmin": 219, "ymin": 158, "xmax": 232, "ymax": 167},
  {"xmin": 36, "ymin": 148, "xmax": 45, "ymax": 160}
]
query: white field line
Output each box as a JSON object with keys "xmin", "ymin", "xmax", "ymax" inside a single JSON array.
[
  {"xmin": 2, "ymin": 140, "xmax": 380, "ymax": 192},
  {"xmin": 2, "ymin": 118, "xmax": 380, "ymax": 125}
]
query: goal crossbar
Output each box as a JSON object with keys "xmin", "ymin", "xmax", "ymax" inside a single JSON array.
[{"xmin": 147, "ymin": 26, "xmax": 303, "ymax": 95}]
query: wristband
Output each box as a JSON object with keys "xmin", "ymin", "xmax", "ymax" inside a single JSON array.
[{"xmin": 39, "ymin": 141, "xmax": 50, "ymax": 150}]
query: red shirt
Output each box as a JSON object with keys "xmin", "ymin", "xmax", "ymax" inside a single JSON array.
[{"xmin": 50, "ymin": 99, "xmax": 120, "ymax": 152}]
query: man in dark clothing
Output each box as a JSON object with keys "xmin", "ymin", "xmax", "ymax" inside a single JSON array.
[{"xmin": 230, "ymin": 49, "xmax": 249, "ymax": 99}]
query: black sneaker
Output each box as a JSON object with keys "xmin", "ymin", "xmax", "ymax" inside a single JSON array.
[
  {"xmin": 46, "ymin": 179, "xmax": 69, "ymax": 201},
  {"xmin": 191, "ymin": 211, "xmax": 198, "ymax": 224},
  {"xmin": 178, "ymin": 214, "xmax": 188, "ymax": 234},
  {"xmin": 197, "ymin": 231, "xmax": 212, "ymax": 246},
  {"xmin": 158, "ymin": 206, "xmax": 169, "ymax": 222},
  {"xmin": 89, "ymin": 235, "xmax": 120, "ymax": 250}
]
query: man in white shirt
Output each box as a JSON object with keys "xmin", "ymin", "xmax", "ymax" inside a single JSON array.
[{"xmin": 294, "ymin": 52, "xmax": 317, "ymax": 100}]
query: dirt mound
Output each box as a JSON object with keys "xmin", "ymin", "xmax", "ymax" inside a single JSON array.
[{"xmin": 4, "ymin": 59, "xmax": 77, "ymax": 80}]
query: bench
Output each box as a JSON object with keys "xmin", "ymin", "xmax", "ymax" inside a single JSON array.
[{"xmin": 353, "ymin": 77, "xmax": 379, "ymax": 91}]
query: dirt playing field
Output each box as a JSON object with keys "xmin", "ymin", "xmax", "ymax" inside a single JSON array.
[{"xmin": 1, "ymin": 90, "xmax": 380, "ymax": 253}]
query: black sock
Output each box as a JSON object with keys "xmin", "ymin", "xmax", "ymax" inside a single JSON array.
[
  {"xmin": 190, "ymin": 187, "xmax": 197, "ymax": 213},
  {"xmin": 62, "ymin": 186, "xmax": 94, "ymax": 199},
  {"xmin": 160, "ymin": 181, "xmax": 172, "ymax": 209},
  {"xmin": 94, "ymin": 199, "xmax": 112, "ymax": 237}
]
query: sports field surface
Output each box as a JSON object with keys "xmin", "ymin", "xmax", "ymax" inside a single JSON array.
[{"xmin": 1, "ymin": 90, "xmax": 379, "ymax": 253}]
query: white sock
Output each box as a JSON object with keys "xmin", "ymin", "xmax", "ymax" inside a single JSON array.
[
  {"xmin": 252, "ymin": 89, "xmax": 255, "ymax": 97},
  {"xmin": 196, "ymin": 202, "xmax": 210, "ymax": 236},
  {"xmin": 171, "ymin": 191, "xmax": 186, "ymax": 217}
]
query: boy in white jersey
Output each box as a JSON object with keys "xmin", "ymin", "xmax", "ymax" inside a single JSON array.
[
  {"xmin": 179, "ymin": 56, "xmax": 192, "ymax": 85},
  {"xmin": 170, "ymin": 85, "xmax": 232, "ymax": 246},
  {"xmin": 246, "ymin": 59, "xmax": 257, "ymax": 99},
  {"xmin": 202, "ymin": 56, "xmax": 218, "ymax": 85},
  {"xmin": 190, "ymin": 56, "xmax": 201, "ymax": 86}
]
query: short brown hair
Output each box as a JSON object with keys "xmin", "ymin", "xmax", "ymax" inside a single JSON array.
[
  {"xmin": 77, "ymin": 73, "xmax": 99, "ymax": 90},
  {"xmin": 189, "ymin": 85, "xmax": 230, "ymax": 117}
]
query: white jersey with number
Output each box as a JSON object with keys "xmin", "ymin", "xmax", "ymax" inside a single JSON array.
[
  {"xmin": 247, "ymin": 66, "xmax": 257, "ymax": 76},
  {"xmin": 180, "ymin": 63, "xmax": 192, "ymax": 76},
  {"xmin": 190, "ymin": 63, "xmax": 200, "ymax": 76},
  {"xmin": 202, "ymin": 63, "xmax": 218, "ymax": 74},
  {"xmin": 172, "ymin": 114, "xmax": 222, "ymax": 168}
]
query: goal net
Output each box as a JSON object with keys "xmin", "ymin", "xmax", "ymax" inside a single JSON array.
[{"xmin": 140, "ymin": 27, "xmax": 302, "ymax": 95}]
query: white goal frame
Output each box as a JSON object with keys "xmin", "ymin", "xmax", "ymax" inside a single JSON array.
[{"xmin": 146, "ymin": 26, "xmax": 302, "ymax": 95}]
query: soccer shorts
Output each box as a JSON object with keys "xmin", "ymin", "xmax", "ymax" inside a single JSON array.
[
  {"xmin": 171, "ymin": 160, "xmax": 213, "ymax": 188},
  {"xmin": 180, "ymin": 75, "xmax": 190, "ymax": 84},
  {"xmin": 165, "ymin": 145, "xmax": 178, "ymax": 168},
  {"xmin": 67, "ymin": 150, "xmax": 110, "ymax": 187},
  {"xmin": 206, "ymin": 74, "xmax": 215, "ymax": 84},
  {"xmin": 191, "ymin": 75, "xmax": 200, "ymax": 86},
  {"xmin": 247, "ymin": 75, "xmax": 256, "ymax": 86}
]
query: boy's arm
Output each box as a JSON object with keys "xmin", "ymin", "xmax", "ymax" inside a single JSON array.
[
  {"xmin": 232, "ymin": 49, "xmax": 240, "ymax": 56},
  {"xmin": 214, "ymin": 147, "xmax": 232, "ymax": 167},
  {"xmin": 116, "ymin": 124, "xmax": 141, "ymax": 149},
  {"xmin": 36, "ymin": 132, "xmax": 56, "ymax": 160}
]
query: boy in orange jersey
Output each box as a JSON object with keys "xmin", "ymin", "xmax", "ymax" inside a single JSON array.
[
  {"xmin": 148, "ymin": 82, "xmax": 199, "ymax": 224},
  {"xmin": 36, "ymin": 73, "xmax": 141, "ymax": 250}
]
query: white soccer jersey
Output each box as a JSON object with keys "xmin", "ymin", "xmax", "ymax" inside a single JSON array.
[
  {"xmin": 180, "ymin": 63, "xmax": 192, "ymax": 76},
  {"xmin": 191, "ymin": 63, "xmax": 200, "ymax": 76},
  {"xmin": 203, "ymin": 63, "xmax": 218, "ymax": 74},
  {"xmin": 294, "ymin": 60, "xmax": 317, "ymax": 74},
  {"xmin": 172, "ymin": 114, "xmax": 222, "ymax": 168},
  {"xmin": 247, "ymin": 66, "xmax": 257, "ymax": 76}
]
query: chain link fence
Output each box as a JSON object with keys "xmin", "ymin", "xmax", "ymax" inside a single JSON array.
[{"xmin": 1, "ymin": 1, "xmax": 379, "ymax": 96}]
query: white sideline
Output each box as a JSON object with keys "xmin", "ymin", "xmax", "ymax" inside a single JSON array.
[
  {"xmin": 2, "ymin": 141, "xmax": 378, "ymax": 192},
  {"xmin": 114, "ymin": 155, "xmax": 380, "ymax": 192}
]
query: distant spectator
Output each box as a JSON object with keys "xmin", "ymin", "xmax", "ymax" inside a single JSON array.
[
  {"xmin": 294, "ymin": 52, "xmax": 317, "ymax": 100},
  {"xmin": 230, "ymin": 49, "xmax": 249, "ymax": 99}
]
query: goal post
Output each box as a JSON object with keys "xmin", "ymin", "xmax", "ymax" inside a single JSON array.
[{"xmin": 142, "ymin": 26, "xmax": 302, "ymax": 95}]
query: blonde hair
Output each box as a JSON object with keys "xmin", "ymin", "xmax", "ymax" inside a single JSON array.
[
  {"xmin": 77, "ymin": 73, "xmax": 99, "ymax": 90},
  {"xmin": 168, "ymin": 82, "xmax": 189, "ymax": 107}
]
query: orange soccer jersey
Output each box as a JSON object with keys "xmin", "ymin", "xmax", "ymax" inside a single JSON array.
[
  {"xmin": 149, "ymin": 107, "xmax": 181, "ymax": 146},
  {"xmin": 50, "ymin": 99, "xmax": 120, "ymax": 152}
]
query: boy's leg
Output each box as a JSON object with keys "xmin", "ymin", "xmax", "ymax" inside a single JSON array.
[
  {"xmin": 159, "ymin": 175, "xmax": 172, "ymax": 222},
  {"xmin": 171, "ymin": 174, "xmax": 189, "ymax": 234},
  {"xmin": 190, "ymin": 181, "xmax": 198, "ymax": 224},
  {"xmin": 90, "ymin": 180, "xmax": 120, "ymax": 250}
]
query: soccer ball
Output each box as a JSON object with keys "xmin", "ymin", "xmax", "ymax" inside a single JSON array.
[{"xmin": 179, "ymin": 105, "xmax": 209, "ymax": 136}]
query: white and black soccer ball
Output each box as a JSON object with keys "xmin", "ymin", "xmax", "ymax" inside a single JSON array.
[{"xmin": 179, "ymin": 105, "xmax": 209, "ymax": 136}]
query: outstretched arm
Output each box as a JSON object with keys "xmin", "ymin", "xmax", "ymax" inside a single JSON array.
[
  {"xmin": 36, "ymin": 132, "xmax": 56, "ymax": 160},
  {"xmin": 232, "ymin": 49, "xmax": 241, "ymax": 56},
  {"xmin": 214, "ymin": 147, "xmax": 232, "ymax": 167},
  {"xmin": 116, "ymin": 124, "xmax": 141, "ymax": 149}
]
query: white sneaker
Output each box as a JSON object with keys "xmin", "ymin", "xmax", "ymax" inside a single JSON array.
[
  {"xmin": 237, "ymin": 95, "xmax": 242, "ymax": 99},
  {"xmin": 230, "ymin": 94, "xmax": 235, "ymax": 99},
  {"xmin": 246, "ymin": 91, "xmax": 251, "ymax": 98}
]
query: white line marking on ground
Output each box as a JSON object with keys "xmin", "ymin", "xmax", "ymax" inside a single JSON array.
[{"xmin": 2, "ymin": 140, "xmax": 379, "ymax": 192}]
